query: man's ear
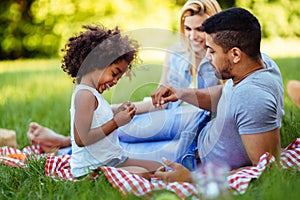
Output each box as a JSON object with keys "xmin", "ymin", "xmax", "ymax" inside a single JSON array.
[{"xmin": 230, "ymin": 47, "xmax": 242, "ymax": 64}]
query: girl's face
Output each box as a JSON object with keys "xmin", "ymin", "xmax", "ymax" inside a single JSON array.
[
  {"xmin": 184, "ymin": 14, "xmax": 208, "ymax": 52},
  {"xmin": 96, "ymin": 60, "xmax": 128, "ymax": 93}
]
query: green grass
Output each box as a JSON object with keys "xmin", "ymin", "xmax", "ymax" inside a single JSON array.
[{"xmin": 0, "ymin": 57, "xmax": 299, "ymax": 199}]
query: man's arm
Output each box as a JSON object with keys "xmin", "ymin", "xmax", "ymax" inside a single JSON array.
[
  {"xmin": 177, "ymin": 85, "xmax": 223, "ymax": 112},
  {"xmin": 240, "ymin": 127, "xmax": 281, "ymax": 165},
  {"xmin": 152, "ymin": 84, "xmax": 223, "ymax": 112}
]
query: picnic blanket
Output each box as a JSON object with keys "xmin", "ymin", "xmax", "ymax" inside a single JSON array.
[{"xmin": 1, "ymin": 138, "xmax": 300, "ymax": 199}]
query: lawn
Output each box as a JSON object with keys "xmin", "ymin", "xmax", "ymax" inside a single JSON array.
[{"xmin": 0, "ymin": 56, "xmax": 299, "ymax": 199}]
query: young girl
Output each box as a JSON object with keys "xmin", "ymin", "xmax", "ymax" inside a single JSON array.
[{"xmin": 61, "ymin": 25, "xmax": 162, "ymax": 179}]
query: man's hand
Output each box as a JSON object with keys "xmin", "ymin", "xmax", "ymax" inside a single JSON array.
[
  {"xmin": 151, "ymin": 85, "xmax": 178, "ymax": 109},
  {"xmin": 154, "ymin": 157, "xmax": 192, "ymax": 183}
]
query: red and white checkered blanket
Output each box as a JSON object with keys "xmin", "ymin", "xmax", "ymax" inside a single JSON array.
[{"xmin": 1, "ymin": 138, "xmax": 300, "ymax": 199}]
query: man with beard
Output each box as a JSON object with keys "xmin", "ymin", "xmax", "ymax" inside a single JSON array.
[{"xmin": 153, "ymin": 7, "xmax": 284, "ymax": 182}]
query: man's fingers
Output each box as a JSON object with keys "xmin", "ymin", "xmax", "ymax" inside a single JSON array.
[
  {"xmin": 151, "ymin": 92, "xmax": 158, "ymax": 106},
  {"xmin": 161, "ymin": 157, "xmax": 178, "ymax": 169},
  {"xmin": 156, "ymin": 165, "xmax": 166, "ymax": 172},
  {"xmin": 151, "ymin": 85, "xmax": 165, "ymax": 106},
  {"xmin": 160, "ymin": 96, "xmax": 173, "ymax": 104},
  {"xmin": 154, "ymin": 170, "xmax": 169, "ymax": 183}
]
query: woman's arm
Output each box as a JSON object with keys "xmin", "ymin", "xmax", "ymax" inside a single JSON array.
[{"xmin": 111, "ymin": 100, "xmax": 167, "ymax": 115}]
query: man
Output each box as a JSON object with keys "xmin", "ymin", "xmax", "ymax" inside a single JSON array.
[{"xmin": 152, "ymin": 7, "xmax": 284, "ymax": 182}]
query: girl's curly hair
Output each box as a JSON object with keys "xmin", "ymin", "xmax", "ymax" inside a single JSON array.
[{"xmin": 61, "ymin": 25, "xmax": 139, "ymax": 83}]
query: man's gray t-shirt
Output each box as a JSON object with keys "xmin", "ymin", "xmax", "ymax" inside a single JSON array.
[{"xmin": 197, "ymin": 54, "xmax": 284, "ymax": 170}]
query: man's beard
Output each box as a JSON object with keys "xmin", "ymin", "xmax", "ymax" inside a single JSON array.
[
  {"xmin": 214, "ymin": 71, "xmax": 223, "ymax": 79},
  {"xmin": 212, "ymin": 59, "xmax": 231, "ymax": 80}
]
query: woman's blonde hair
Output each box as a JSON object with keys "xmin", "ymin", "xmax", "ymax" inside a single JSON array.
[{"xmin": 179, "ymin": 0, "xmax": 221, "ymax": 39}]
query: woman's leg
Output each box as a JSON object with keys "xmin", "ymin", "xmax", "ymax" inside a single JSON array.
[
  {"xmin": 27, "ymin": 122, "xmax": 71, "ymax": 152},
  {"xmin": 118, "ymin": 104, "xmax": 204, "ymax": 142},
  {"xmin": 119, "ymin": 106, "xmax": 211, "ymax": 170}
]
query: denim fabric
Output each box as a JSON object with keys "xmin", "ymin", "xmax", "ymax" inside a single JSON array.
[
  {"xmin": 120, "ymin": 109, "xmax": 211, "ymax": 171},
  {"xmin": 58, "ymin": 146, "xmax": 72, "ymax": 155},
  {"xmin": 59, "ymin": 110, "xmax": 211, "ymax": 170},
  {"xmin": 118, "ymin": 104, "xmax": 204, "ymax": 143},
  {"xmin": 120, "ymin": 131, "xmax": 196, "ymax": 168},
  {"xmin": 178, "ymin": 110, "xmax": 211, "ymax": 171},
  {"xmin": 167, "ymin": 51, "xmax": 218, "ymax": 89},
  {"xmin": 167, "ymin": 51, "xmax": 219, "ymax": 110}
]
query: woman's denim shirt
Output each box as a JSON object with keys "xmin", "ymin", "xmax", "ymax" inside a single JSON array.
[{"xmin": 167, "ymin": 50, "xmax": 219, "ymax": 109}]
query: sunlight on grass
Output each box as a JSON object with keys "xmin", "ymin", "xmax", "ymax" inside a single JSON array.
[
  {"xmin": 261, "ymin": 37, "xmax": 300, "ymax": 58},
  {"xmin": 0, "ymin": 85, "xmax": 16, "ymax": 106},
  {"xmin": 0, "ymin": 59, "xmax": 73, "ymax": 108},
  {"xmin": 0, "ymin": 56, "xmax": 299, "ymax": 200},
  {"xmin": 0, "ymin": 59, "xmax": 61, "ymax": 73},
  {"xmin": 0, "ymin": 58, "xmax": 164, "ymax": 144}
]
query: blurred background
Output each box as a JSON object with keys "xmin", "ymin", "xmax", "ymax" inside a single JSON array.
[
  {"xmin": 0, "ymin": 3, "xmax": 299, "ymax": 199},
  {"xmin": 1, "ymin": 0, "xmax": 300, "ymax": 60}
]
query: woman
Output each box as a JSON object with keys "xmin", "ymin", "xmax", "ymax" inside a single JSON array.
[
  {"xmin": 27, "ymin": 0, "xmax": 222, "ymax": 170},
  {"xmin": 117, "ymin": 0, "xmax": 222, "ymax": 169}
]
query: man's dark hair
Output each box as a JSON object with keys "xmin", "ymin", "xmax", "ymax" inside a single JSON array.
[{"xmin": 200, "ymin": 7, "xmax": 261, "ymax": 60}]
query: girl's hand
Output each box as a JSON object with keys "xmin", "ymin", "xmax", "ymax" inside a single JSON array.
[
  {"xmin": 113, "ymin": 102, "xmax": 136, "ymax": 127},
  {"xmin": 115, "ymin": 101, "xmax": 132, "ymax": 114}
]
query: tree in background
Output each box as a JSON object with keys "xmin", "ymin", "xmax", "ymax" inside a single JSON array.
[
  {"xmin": 0, "ymin": 0, "xmax": 180, "ymax": 60},
  {"xmin": 0, "ymin": 0, "xmax": 60, "ymax": 59},
  {"xmin": 0, "ymin": 0, "xmax": 299, "ymax": 60},
  {"xmin": 235, "ymin": 0, "xmax": 300, "ymax": 38}
]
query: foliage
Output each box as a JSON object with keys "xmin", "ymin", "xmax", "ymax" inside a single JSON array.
[
  {"xmin": 235, "ymin": 0, "xmax": 300, "ymax": 38},
  {"xmin": 1, "ymin": 0, "xmax": 300, "ymax": 60},
  {"xmin": 0, "ymin": 0, "xmax": 180, "ymax": 60},
  {"xmin": 0, "ymin": 0, "xmax": 60, "ymax": 59}
]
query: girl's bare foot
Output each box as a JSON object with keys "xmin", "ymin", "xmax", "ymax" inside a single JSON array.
[{"xmin": 27, "ymin": 122, "xmax": 71, "ymax": 153}]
